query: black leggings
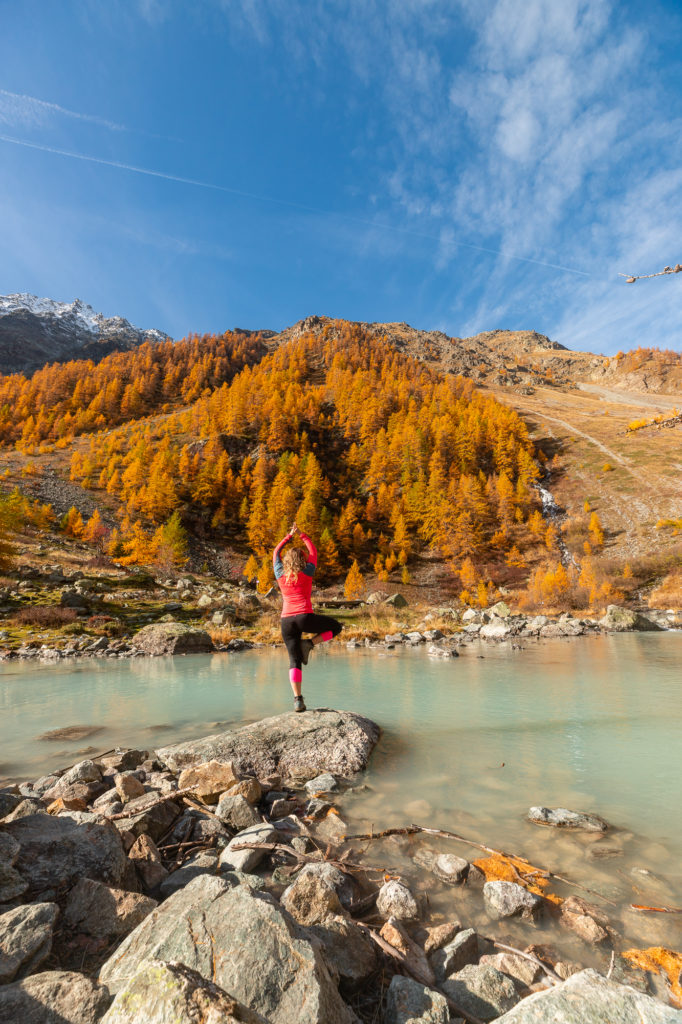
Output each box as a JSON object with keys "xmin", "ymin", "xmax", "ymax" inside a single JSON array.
[{"xmin": 280, "ymin": 612, "xmax": 343, "ymax": 669}]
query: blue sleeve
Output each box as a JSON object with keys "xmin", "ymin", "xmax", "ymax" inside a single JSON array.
[
  {"xmin": 303, "ymin": 562, "xmax": 315, "ymax": 577},
  {"xmin": 274, "ymin": 557, "xmax": 284, "ymax": 579}
]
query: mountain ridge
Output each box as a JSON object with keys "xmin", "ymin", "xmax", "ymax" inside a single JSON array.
[{"xmin": 0, "ymin": 293, "xmax": 170, "ymax": 375}]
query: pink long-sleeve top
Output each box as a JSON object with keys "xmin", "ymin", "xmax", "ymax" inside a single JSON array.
[{"xmin": 272, "ymin": 532, "xmax": 317, "ymax": 616}]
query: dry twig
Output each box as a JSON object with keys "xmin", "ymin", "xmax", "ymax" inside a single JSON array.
[{"xmin": 619, "ymin": 264, "xmax": 682, "ymax": 283}]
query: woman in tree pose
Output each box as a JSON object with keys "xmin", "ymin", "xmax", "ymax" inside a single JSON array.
[{"xmin": 273, "ymin": 523, "xmax": 342, "ymax": 712}]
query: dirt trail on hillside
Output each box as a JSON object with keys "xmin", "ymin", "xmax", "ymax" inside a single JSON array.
[{"xmin": 577, "ymin": 383, "xmax": 678, "ymax": 411}]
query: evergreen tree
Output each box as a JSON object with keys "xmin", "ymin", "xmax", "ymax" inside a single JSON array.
[{"xmin": 344, "ymin": 559, "xmax": 365, "ymax": 600}]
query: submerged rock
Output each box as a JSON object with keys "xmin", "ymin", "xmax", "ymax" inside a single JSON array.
[
  {"xmin": 0, "ymin": 970, "xmax": 111, "ymax": 1024},
  {"xmin": 492, "ymin": 967, "xmax": 678, "ymax": 1022},
  {"xmin": 99, "ymin": 874, "xmax": 355, "ymax": 1023},
  {"xmin": 528, "ymin": 807, "xmax": 608, "ymax": 832},
  {"xmin": 483, "ymin": 881, "xmax": 543, "ymax": 921},
  {"xmin": 156, "ymin": 709, "xmax": 380, "ymax": 782},
  {"xmin": 100, "ymin": 959, "xmax": 268, "ymax": 1024}
]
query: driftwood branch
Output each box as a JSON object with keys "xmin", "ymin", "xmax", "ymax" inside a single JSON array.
[
  {"xmin": 343, "ymin": 823, "xmax": 617, "ymax": 907},
  {"xmin": 229, "ymin": 841, "xmax": 384, "ymax": 878},
  {"xmin": 484, "ymin": 937, "xmax": 562, "ymax": 984},
  {"xmin": 619, "ymin": 263, "xmax": 682, "ymax": 283},
  {"xmin": 106, "ymin": 787, "xmax": 193, "ymax": 820}
]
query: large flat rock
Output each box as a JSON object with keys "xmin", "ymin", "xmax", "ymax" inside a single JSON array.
[
  {"xmin": 493, "ymin": 968, "xmax": 680, "ymax": 1023},
  {"xmin": 99, "ymin": 874, "xmax": 355, "ymax": 1024},
  {"xmin": 156, "ymin": 709, "xmax": 380, "ymax": 781}
]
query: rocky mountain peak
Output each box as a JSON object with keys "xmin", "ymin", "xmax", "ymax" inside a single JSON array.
[{"xmin": 0, "ymin": 294, "xmax": 171, "ymax": 376}]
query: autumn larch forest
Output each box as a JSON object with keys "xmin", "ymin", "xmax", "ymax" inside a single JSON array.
[{"xmin": 0, "ymin": 320, "xmax": 648, "ymax": 610}]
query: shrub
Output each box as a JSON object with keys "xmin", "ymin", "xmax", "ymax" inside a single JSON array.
[
  {"xmin": 12, "ymin": 606, "xmax": 77, "ymax": 627},
  {"xmin": 649, "ymin": 569, "xmax": 682, "ymax": 609}
]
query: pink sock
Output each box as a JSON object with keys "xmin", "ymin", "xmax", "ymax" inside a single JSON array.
[
  {"xmin": 289, "ymin": 668, "xmax": 302, "ymax": 685},
  {"xmin": 319, "ymin": 631, "xmax": 333, "ymax": 642}
]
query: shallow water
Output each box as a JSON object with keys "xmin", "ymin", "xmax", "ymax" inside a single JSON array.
[{"xmin": 1, "ymin": 632, "xmax": 681, "ymax": 956}]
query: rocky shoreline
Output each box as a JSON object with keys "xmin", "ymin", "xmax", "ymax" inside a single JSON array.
[
  {"xmin": 1, "ymin": 710, "xmax": 680, "ymax": 1023},
  {"xmin": 0, "ymin": 559, "xmax": 679, "ymax": 665}
]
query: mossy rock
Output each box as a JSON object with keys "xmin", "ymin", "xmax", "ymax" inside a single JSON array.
[{"xmin": 133, "ymin": 621, "xmax": 215, "ymax": 655}]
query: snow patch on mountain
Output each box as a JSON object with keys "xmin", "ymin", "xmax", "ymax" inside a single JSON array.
[{"xmin": 0, "ymin": 293, "xmax": 169, "ymax": 342}]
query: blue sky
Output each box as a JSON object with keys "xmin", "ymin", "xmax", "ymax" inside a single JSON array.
[{"xmin": 1, "ymin": 0, "xmax": 681, "ymax": 354}]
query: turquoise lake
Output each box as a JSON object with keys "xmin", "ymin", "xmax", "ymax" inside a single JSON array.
[{"xmin": 1, "ymin": 632, "xmax": 681, "ymax": 955}]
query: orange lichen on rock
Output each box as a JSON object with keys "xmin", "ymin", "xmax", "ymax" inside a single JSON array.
[
  {"xmin": 622, "ymin": 947, "xmax": 682, "ymax": 1006},
  {"xmin": 473, "ymin": 852, "xmax": 563, "ymax": 907}
]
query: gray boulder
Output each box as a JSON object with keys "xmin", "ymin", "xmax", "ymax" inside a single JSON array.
[
  {"xmin": 385, "ymin": 593, "xmax": 408, "ymax": 607},
  {"xmin": 281, "ymin": 871, "xmax": 342, "ymax": 926},
  {"xmin": 63, "ymin": 878, "xmax": 157, "ymax": 939},
  {"xmin": 305, "ymin": 773, "xmax": 339, "ymax": 795},
  {"xmin": 156, "ymin": 709, "xmax": 380, "ymax": 782},
  {"xmin": 0, "ymin": 970, "xmax": 111, "ymax": 1024},
  {"xmin": 111, "ymin": 791, "xmax": 181, "ymax": 841},
  {"xmin": 492, "ymin": 967, "xmax": 679, "ymax": 1022},
  {"xmin": 218, "ymin": 822, "xmax": 278, "ymax": 873},
  {"xmin": 309, "ymin": 916, "xmax": 376, "ymax": 985},
  {"xmin": 132, "ymin": 621, "xmax": 215, "ymax": 655},
  {"xmin": 442, "ymin": 964, "xmax": 519, "ymax": 1021},
  {"xmin": 0, "ymin": 832, "xmax": 28, "ymax": 903},
  {"xmin": 376, "ymin": 879, "xmax": 419, "ymax": 921},
  {"xmin": 295, "ymin": 862, "xmax": 355, "ymax": 910},
  {"xmin": 216, "ymin": 793, "xmax": 262, "ymax": 831},
  {"xmin": 3, "ymin": 813, "xmax": 127, "ymax": 896},
  {"xmin": 479, "ymin": 952, "xmax": 540, "ymax": 989},
  {"xmin": 99, "ymin": 874, "xmax": 355, "ymax": 1023},
  {"xmin": 480, "ymin": 620, "xmax": 513, "ymax": 639},
  {"xmin": 0, "ymin": 902, "xmax": 59, "ymax": 983},
  {"xmin": 0, "ymin": 790, "xmax": 22, "ymax": 818},
  {"xmin": 430, "ymin": 928, "xmax": 479, "ymax": 983},
  {"xmin": 483, "ymin": 881, "xmax": 543, "ymax": 921},
  {"xmin": 528, "ymin": 806, "xmax": 608, "ymax": 832},
  {"xmin": 540, "ymin": 619, "xmax": 583, "ymax": 638},
  {"xmin": 385, "ymin": 975, "xmax": 449, "ymax": 1023},
  {"xmin": 489, "ymin": 601, "xmax": 511, "ymax": 618},
  {"xmin": 599, "ymin": 605, "xmax": 661, "ymax": 632},
  {"xmin": 159, "ymin": 851, "xmax": 219, "ymax": 898},
  {"xmin": 431, "ymin": 853, "xmax": 470, "ymax": 886},
  {"xmin": 100, "ymin": 959, "xmax": 267, "ymax": 1023}
]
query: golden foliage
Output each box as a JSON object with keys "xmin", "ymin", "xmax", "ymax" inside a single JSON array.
[
  {"xmin": 473, "ymin": 853, "xmax": 562, "ymax": 906},
  {"xmin": 621, "ymin": 947, "xmax": 682, "ymax": 1006}
]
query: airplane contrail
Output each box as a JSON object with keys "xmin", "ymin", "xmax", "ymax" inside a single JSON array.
[
  {"xmin": 0, "ymin": 89, "xmax": 126, "ymax": 132},
  {"xmin": 0, "ymin": 132, "xmax": 591, "ymax": 278}
]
